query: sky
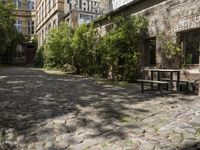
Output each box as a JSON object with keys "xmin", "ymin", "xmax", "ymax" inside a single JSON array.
[{"xmin": 112, "ymin": 0, "xmax": 133, "ymax": 10}]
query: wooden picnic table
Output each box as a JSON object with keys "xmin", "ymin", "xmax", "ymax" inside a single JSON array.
[{"xmin": 145, "ymin": 68, "xmax": 182, "ymax": 92}]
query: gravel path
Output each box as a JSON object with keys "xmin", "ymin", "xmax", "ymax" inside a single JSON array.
[{"xmin": 0, "ymin": 67, "xmax": 199, "ymax": 150}]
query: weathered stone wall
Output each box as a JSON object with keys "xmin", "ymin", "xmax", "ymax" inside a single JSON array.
[
  {"xmin": 97, "ymin": 0, "xmax": 200, "ymax": 67},
  {"xmin": 133, "ymin": 0, "xmax": 200, "ymax": 68},
  {"xmin": 96, "ymin": 0, "xmax": 200, "ymax": 85},
  {"xmin": 137, "ymin": 0, "xmax": 200, "ymax": 87}
]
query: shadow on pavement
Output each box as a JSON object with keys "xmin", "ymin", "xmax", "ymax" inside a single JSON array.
[{"xmin": 0, "ymin": 67, "xmax": 198, "ymax": 149}]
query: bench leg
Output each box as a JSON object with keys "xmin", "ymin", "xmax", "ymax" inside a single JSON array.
[
  {"xmin": 158, "ymin": 83, "xmax": 163, "ymax": 95},
  {"xmin": 170, "ymin": 72, "xmax": 173, "ymax": 92},
  {"xmin": 151, "ymin": 71, "xmax": 153, "ymax": 90},
  {"xmin": 141, "ymin": 82, "xmax": 144, "ymax": 93},
  {"xmin": 166, "ymin": 83, "xmax": 169, "ymax": 91}
]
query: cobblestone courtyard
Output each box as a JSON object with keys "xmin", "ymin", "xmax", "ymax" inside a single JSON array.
[{"xmin": 0, "ymin": 67, "xmax": 200, "ymax": 150}]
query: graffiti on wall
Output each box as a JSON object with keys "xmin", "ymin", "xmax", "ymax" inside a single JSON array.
[{"xmin": 71, "ymin": 0, "xmax": 101, "ymax": 13}]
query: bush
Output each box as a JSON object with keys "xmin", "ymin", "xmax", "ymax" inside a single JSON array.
[
  {"xmin": 99, "ymin": 16, "xmax": 148, "ymax": 81},
  {"xmin": 34, "ymin": 46, "xmax": 44, "ymax": 67},
  {"xmin": 43, "ymin": 16, "xmax": 148, "ymax": 82},
  {"xmin": 71, "ymin": 23, "xmax": 101, "ymax": 75},
  {"xmin": 44, "ymin": 22, "xmax": 73, "ymax": 68}
]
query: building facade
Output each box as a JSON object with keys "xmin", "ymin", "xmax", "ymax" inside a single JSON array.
[
  {"xmin": 64, "ymin": 0, "xmax": 111, "ymax": 27},
  {"xmin": 35, "ymin": 0, "xmax": 65, "ymax": 47},
  {"xmin": 64, "ymin": 0, "xmax": 102, "ymax": 28},
  {"xmin": 96, "ymin": 0, "xmax": 200, "ymax": 80},
  {"xmin": 12, "ymin": 0, "xmax": 36, "ymax": 64},
  {"xmin": 3, "ymin": 0, "xmax": 107, "ymax": 64},
  {"xmin": 13, "ymin": 0, "xmax": 35, "ymax": 36}
]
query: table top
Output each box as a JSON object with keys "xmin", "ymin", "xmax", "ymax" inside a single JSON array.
[{"xmin": 145, "ymin": 68, "xmax": 182, "ymax": 72}]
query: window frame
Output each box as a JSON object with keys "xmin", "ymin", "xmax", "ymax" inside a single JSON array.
[{"xmin": 15, "ymin": 19, "xmax": 22, "ymax": 33}]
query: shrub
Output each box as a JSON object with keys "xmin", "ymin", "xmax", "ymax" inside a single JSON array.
[
  {"xmin": 34, "ymin": 46, "xmax": 44, "ymax": 67},
  {"xmin": 43, "ymin": 16, "xmax": 148, "ymax": 82},
  {"xmin": 99, "ymin": 16, "xmax": 148, "ymax": 81},
  {"xmin": 71, "ymin": 23, "xmax": 101, "ymax": 75},
  {"xmin": 44, "ymin": 22, "xmax": 73, "ymax": 68}
]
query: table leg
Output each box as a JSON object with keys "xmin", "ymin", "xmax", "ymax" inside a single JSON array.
[
  {"xmin": 177, "ymin": 71, "xmax": 180, "ymax": 92},
  {"xmin": 151, "ymin": 71, "xmax": 153, "ymax": 90},
  {"xmin": 170, "ymin": 72, "xmax": 173, "ymax": 92}
]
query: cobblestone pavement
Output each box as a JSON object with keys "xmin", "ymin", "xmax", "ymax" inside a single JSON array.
[{"xmin": 0, "ymin": 67, "xmax": 200, "ymax": 150}]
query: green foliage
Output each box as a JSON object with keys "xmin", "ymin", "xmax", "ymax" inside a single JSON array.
[
  {"xmin": 99, "ymin": 16, "xmax": 148, "ymax": 81},
  {"xmin": 44, "ymin": 22, "xmax": 73, "ymax": 68},
  {"xmin": 34, "ymin": 46, "xmax": 44, "ymax": 67},
  {"xmin": 44, "ymin": 16, "xmax": 148, "ymax": 82},
  {"xmin": 159, "ymin": 33, "xmax": 181, "ymax": 68},
  {"xmin": 71, "ymin": 23, "xmax": 101, "ymax": 74},
  {"xmin": 0, "ymin": 1, "xmax": 24, "ymax": 64},
  {"xmin": 185, "ymin": 54, "xmax": 192, "ymax": 65}
]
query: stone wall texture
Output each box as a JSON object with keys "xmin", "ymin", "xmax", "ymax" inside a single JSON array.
[{"xmin": 96, "ymin": 0, "xmax": 200, "ymax": 91}]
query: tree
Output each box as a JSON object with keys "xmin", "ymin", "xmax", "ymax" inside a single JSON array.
[
  {"xmin": 71, "ymin": 23, "xmax": 101, "ymax": 74},
  {"xmin": 0, "ymin": 1, "xmax": 24, "ymax": 64},
  {"xmin": 44, "ymin": 22, "xmax": 74, "ymax": 68},
  {"xmin": 99, "ymin": 16, "xmax": 148, "ymax": 81}
]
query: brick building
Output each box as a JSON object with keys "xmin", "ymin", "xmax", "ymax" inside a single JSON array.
[
  {"xmin": 35, "ymin": 0, "xmax": 65, "ymax": 47},
  {"xmin": 95, "ymin": 0, "xmax": 200, "ymax": 80},
  {"xmin": 63, "ymin": 0, "xmax": 103, "ymax": 28},
  {"xmin": 11, "ymin": 0, "xmax": 36, "ymax": 64},
  {"xmin": 3, "ymin": 0, "xmax": 107, "ymax": 64}
]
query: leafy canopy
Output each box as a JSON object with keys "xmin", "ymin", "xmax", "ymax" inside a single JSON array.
[{"xmin": 0, "ymin": 1, "xmax": 24, "ymax": 64}]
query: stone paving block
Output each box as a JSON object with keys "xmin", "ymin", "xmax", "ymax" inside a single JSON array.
[{"xmin": 0, "ymin": 67, "xmax": 200, "ymax": 150}]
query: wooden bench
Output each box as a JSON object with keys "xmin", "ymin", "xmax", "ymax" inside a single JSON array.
[
  {"xmin": 137, "ymin": 79, "xmax": 168, "ymax": 94},
  {"xmin": 161, "ymin": 78, "xmax": 195, "ymax": 92}
]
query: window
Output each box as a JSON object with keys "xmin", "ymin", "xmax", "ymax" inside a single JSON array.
[
  {"xmin": 27, "ymin": 0, "xmax": 34, "ymax": 10},
  {"xmin": 52, "ymin": 0, "xmax": 55, "ymax": 6},
  {"xmin": 145, "ymin": 37, "xmax": 156, "ymax": 66},
  {"xmin": 53, "ymin": 19, "xmax": 56, "ymax": 28},
  {"xmin": 45, "ymin": 27, "xmax": 48, "ymax": 36},
  {"xmin": 27, "ymin": 20, "xmax": 34, "ymax": 35},
  {"xmin": 45, "ymin": 0, "xmax": 47, "ymax": 16},
  {"xmin": 38, "ymin": 6, "xmax": 41, "ymax": 22},
  {"xmin": 42, "ymin": 3, "xmax": 44, "ymax": 19},
  {"xmin": 48, "ymin": 0, "xmax": 51, "ymax": 11},
  {"xmin": 40, "ymin": 6, "xmax": 42, "ymax": 21},
  {"xmin": 13, "ymin": 0, "xmax": 22, "ymax": 9},
  {"xmin": 48, "ymin": 23, "xmax": 51, "ymax": 31},
  {"xmin": 182, "ymin": 30, "xmax": 200, "ymax": 64},
  {"xmin": 41, "ymin": 29, "xmax": 44, "ymax": 44},
  {"xmin": 15, "ymin": 20, "xmax": 22, "ymax": 33}
]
